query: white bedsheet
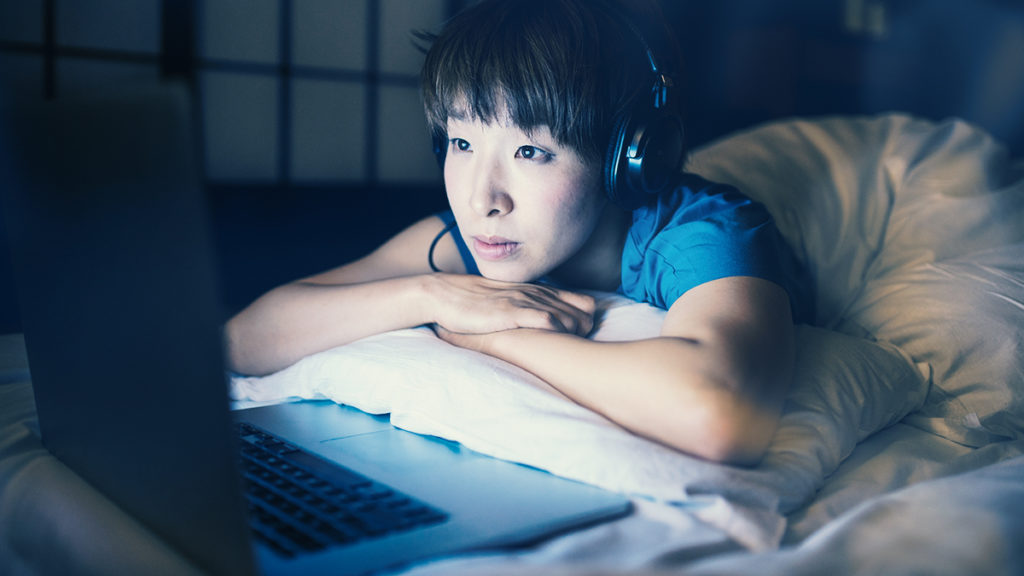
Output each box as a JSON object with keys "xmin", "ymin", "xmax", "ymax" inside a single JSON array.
[
  {"xmin": 396, "ymin": 429, "xmax": 1024, "ymax": 576},
  {"xmin": 4, "ymin": 348, "xmax": 1020, "ymax": 576}
]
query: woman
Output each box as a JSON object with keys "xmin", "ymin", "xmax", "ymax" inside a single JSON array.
[{"xmin": 226, "ymin": 0, "xmax": 813, "ymax": 466}]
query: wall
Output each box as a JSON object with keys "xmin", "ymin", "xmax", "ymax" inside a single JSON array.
[
  {"xmin": 0, "ymin": 0, "xmax": 456, "ymax": 327},
  {"xmin": 669, "ymin": 0, "xmax": 1024, "ymax": 154}
]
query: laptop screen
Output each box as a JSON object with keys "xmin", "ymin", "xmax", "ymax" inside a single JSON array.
[{"xmin": 1, "ymin": 83, "xmax": 257, "ymax": 576}]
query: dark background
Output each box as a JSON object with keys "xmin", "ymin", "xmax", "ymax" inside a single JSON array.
[{"xmin": 2, "ymin": 0, "xmax": 1022, "ymax": 333}]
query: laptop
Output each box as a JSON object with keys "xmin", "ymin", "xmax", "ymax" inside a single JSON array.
[{"xmin": 0, "ymin": 83, "xmax": 631, "ymax": 576}]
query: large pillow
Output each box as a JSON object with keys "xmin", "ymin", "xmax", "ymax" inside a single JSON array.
[
  {"xmin": 688, "ymin": 114, "xmax": 1024, "ymax": 446},
  {"xmin": 232, "ymin": 293, "xmax": 927, "ymax": 551},
  {"xmin": 686, "ymin": 113, "xmax": 1012, "ymax": 328},
  {"xmin": 845, "ymin": 245, "xmax": 1024, "ymax": 446}
]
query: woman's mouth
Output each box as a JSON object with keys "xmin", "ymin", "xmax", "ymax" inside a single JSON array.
[{"xmin": 472, "ymin": 236, "xmax": 521, "ymax": 261}]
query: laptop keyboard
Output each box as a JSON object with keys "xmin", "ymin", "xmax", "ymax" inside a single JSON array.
[{"xmin": 236, "ymin": 422, "xmax": 449, "ymax": 558}]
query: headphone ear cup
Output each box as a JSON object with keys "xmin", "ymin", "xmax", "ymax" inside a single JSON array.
[
  {"xmin": 631, "ymin": 111, "xmax": 685, "ymax": 196},
  {"xmin": 605, "ymin": 105, "xmax": 685, "ymax": 210},
  {"xmin": 604, "ymin": 111, "xmax": 636, "ymax": 209}
]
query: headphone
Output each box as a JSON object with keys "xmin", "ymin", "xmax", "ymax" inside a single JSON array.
[
  {"xmin": 431, "ymin": 16, "xmax": 685, "ymax": 211},
  {"xmin": 603, "ymin": 26, "xmax": 686, "ymax": 210}
]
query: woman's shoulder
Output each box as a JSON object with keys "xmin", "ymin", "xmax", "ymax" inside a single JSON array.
[
  {"xmin": 621, "ymin": 173, "xmax": 810, "ymax": 315},
  {"xmin": 629, "ymin": 173, "xmax": 767, "ymax": 242}
]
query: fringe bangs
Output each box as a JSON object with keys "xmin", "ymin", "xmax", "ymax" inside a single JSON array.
[{"xmin": 420, "ymin": 1, "xmax": 604, "ymax": 161}]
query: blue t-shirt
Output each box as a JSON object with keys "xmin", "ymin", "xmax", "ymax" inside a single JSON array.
[
  {"xmin": 620, "ymin": 174, "xmax": 813, "ymax": 323},
  {"xmin": 435, "ymin": 174, "xmax": 813, "ymax": 323}
]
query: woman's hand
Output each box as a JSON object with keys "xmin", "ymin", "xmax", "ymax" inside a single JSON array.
[
  {"xmin": 430, "ymin": 324, "xmax": 497, "ymax": 354},
  {"xmin": 426, "ymin": 273, "xmax": 597, "ymax": 337}
]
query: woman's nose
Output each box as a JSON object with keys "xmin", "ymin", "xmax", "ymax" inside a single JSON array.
[{"xmin": 468, "ymin": 158, "xmax": 513, "ymax": 217}]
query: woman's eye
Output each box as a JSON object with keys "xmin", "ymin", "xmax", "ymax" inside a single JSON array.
[
  {"xmin": 517, "ymin": 145, "xmax": 551, "ymax": 162},
  {"xmin": 450, "ymin": 138, "xmax": 471, "ymax": 152}
]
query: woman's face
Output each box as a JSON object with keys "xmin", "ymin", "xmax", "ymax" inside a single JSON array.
[{"xmin": 443, "ymin": 115, "xmax": 608, "ymax": 283}]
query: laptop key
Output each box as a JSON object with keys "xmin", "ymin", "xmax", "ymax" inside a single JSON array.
[{"xmin": 236, "ymin": 423, "xmax": 450, "ymax": 557}]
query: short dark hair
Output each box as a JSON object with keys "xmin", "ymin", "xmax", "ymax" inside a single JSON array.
[{"xmin": 418, "ymin": 0, "xmax": 682, "ymax": 163}]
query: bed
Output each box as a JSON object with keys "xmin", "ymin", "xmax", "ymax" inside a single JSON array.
[{"xmin": 2, "ymin": 112, "xmax": 1023, "ymax": 575}]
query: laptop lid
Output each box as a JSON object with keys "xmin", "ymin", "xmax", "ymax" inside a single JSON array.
[{"xmin": 1, "ymin": 83, "xmax": 257, "ymax": 576}]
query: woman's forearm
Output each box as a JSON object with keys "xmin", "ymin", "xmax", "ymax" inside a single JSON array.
[
  {"xmin": 467, "ymin": 328, "xmax": 788, "ymax": 465},
  {"xmin": 226, "ymin": 271, "xmax": 599, "ymax": 377},
  {"xmin": 225, "ymin": 275, "xmax": 433, "ymax": 376}
]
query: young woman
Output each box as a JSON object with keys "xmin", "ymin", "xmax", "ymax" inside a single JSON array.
[{"xmin": 226, "ymin": 0, "xmax": 813, "ymax": 466}]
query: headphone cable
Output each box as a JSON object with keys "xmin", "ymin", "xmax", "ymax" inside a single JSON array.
[{"xmin": 428, "ymin": 218, "xmax": 458, "ymax": 273}]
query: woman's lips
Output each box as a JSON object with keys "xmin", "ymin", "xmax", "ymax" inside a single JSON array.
[{"xmin": 472, "ymin": 236, "xmax": 521, "ymax": 261}]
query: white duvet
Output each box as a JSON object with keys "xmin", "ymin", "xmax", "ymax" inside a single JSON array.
[{"xmin": 232, "ymin": 113, "xmax": 1024, "ymax": 555}]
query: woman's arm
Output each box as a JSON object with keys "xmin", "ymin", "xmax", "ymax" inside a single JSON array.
[
  {"xmin": 225, "ymin": 216, "xmax": 596, "ymax": 376},
  {"xmin": 225, "ymin": 216, "xmax": 443, "ymax": 376},
  {"xmin": 435, "ymin": 276, "xmax": 795, "ymax": 466}
]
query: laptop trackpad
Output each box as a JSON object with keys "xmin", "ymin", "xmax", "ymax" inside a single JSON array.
[
  {"xmin": 236, "ymin": 401, "xmax": 393, "ymax": 444},
  {"xmin": 320, "ymin": 427, "xmax": 466, "ymax": 471}
]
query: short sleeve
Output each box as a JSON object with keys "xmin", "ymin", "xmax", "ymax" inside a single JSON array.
[{"xmin": 620, "ymin": 175, "xmax": 813, "ymax": 322}]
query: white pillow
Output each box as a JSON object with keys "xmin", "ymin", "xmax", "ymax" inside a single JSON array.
[
  {"xmin": 687, "ymin": 113, "xmax": 1024, "ymax": 446},
  {"xmin": 232, "ymin": 293, "xmax": 927, "ymax": 551},
  {"xmin": 844, "ymin": 245, "xmax": 1024, "ymax": 446},
  {"xmin": 687, "ymin": 113, "xmax": 1013, "ymax": 327}
]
